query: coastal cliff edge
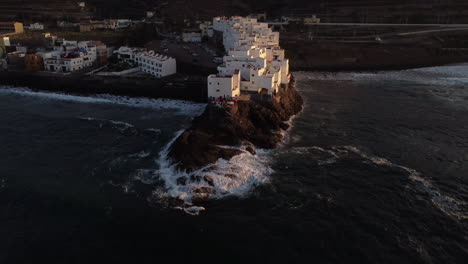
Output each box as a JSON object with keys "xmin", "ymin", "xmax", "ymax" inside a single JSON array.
[{"xmin": 168, "ymin": 76, "xmax": 303, "ymax": 174}]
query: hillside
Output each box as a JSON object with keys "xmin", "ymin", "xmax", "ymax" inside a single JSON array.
[{"xmin": 3, "ymin": 0, "xmax": 468, "ymax": 23}]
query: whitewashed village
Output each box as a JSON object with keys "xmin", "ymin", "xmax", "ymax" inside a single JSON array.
[
  {"xmin": 208, "ymin": 17, "xmax": 290, "ymax": 101},
  {"xmin": 1, "ymin": 21, "xmax": 178, "ymax": 79},
  {"xmin": 1, "ymin": 5, "xmax": 291, "ymax": 103}
]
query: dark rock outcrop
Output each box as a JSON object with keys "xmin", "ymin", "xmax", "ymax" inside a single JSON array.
[
  {"xmin": 169, "ymin": 80, "xmax": 303, "ymax": 172},
  {"xmin": 246, "ymin": 145, "xmax": 256, "ymax": 155},
  {"xmin": 176, "ymin": 177, "xmax": 187, "ymax": 186},
  {"xmin": 203, "ymin": 176, "xmax": 215, "ymax": 186}
]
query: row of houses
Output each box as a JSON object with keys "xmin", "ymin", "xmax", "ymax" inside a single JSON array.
[
  {"xmin": 4, "ymin": 38, "xmax": 109, "ymax": 72},
  {"xmin": 182, "ymin": 21, "xmax": 215, "ymax": 43},
  {"xmin": 2, "ymin": 36, "xmax": 177, "ymax": 78},
  {"xmin": 207, "ymin": 16, "xmax": 290, "ymax": 99},
  {"xmin": 1, "ymin": 19, "xmax": 133, "ymax": 33},
  {"xmin": 43, "ymin": 40, "xmax": 103, "ymax": 72}
]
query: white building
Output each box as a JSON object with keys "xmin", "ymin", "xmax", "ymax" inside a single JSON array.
[
  {"xmin": 28, "ymin": 23, "xmax": 44, "ymax": 30},
  {"xmin": 208, "ymin": 70, "xmax": 241, "ymax": 98},
  {"xmin": 115, "ymin": 46, "xmax": 176, "ymax": 78},
  {"xmin": 207, "ymin": 16, "xmax": 290, "ymax": 99},
  {"xmin": 44, "ymin": 40, "xmax": 97, "ymax": 72}
]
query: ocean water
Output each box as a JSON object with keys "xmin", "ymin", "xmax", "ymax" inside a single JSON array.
[{"xmin": 1, "ymin": 64, "xmax": 467, "ymax": 263}]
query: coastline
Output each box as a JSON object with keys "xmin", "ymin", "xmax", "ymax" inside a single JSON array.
[
  {"xmin": 290, "ymin": 57, "xmax": 468, "ymax": 72},
  {"xmin": 0, "ymin": 71, "xmax": 208, "ymax": 103},
  {"xmin": 167, "ymin": 75, "xmax": 303, "ymax": 180},
  {"xmin": 283, "ymin": 38, "xmax": 468, "ymax": 72}
]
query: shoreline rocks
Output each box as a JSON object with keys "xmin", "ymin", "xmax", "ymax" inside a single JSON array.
[{"xmin": 168, "ymin": 78, "xmax": 303, "ymax": 172}]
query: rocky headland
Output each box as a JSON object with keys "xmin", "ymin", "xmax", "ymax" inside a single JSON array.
[{"xmin": 168, "ymin": 77, "xmax": 303, "ymax": 176}]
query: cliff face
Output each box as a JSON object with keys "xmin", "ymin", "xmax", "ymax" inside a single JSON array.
[{"xmin": 169, "ymin": 79, "xmax": 303, "ymax": 172}]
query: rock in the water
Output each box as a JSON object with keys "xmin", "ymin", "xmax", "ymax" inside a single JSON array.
[
  {"xmin": 192, "ymin": 187, "xmax": 216, "ymax": 195},
  {"xmin": 176, "ymin": 177, "xmax": 187, "ymax": 186},
  {"xmin": 168, "ymin": 83, "xmax": 303, "ymax": 172},
  {"xmin": 246, "ymin": 145, "xmax": 256, "ymax": 155},
  {"xmin": 280, "ymin": 122, "xmax": 290, "ymax": 130},
  {"xmin": 203, "ymin": 175, "xmax": 215, "ymax": 186},
  {"xmin": 190, "ymin": 175, "xmax": 202, "ymax": 183},
  {"xmin": 224, "ymin": 173, "xmax": 238, "ymax": 179}
]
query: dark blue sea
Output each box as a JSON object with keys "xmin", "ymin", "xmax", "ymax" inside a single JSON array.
[{"xmin": 1, "ymin": 64, "xmax": 467, "ymax": 263}]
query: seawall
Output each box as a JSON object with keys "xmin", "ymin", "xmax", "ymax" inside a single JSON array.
[{"xmin": 0, "ymin": 72, "xmax": 208, "ymax": 103}]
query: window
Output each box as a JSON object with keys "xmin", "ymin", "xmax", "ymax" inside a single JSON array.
[{"xmin": 216, "ymin": 89, "xmax": 220, "ymax": 92}]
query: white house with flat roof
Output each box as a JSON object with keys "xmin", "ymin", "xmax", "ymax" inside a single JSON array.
[
  {"xmin": 115, "ymin": 46, "xmax": 176, "ymax": 78},
  {"xmin": 208, "ymin": 69, "xmax": 241, "ymax": 98},
  {"xmin": 44, "ymin": 40, "xmax": 97, "ymax": 72}
]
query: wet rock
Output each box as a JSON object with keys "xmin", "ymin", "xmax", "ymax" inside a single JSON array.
[
  {"xmin": 224, "ymin": 174, "xmax": 238, "ymax": 179},
  {"xmin": 280, "ymin": 122, "xmax": 290, "ymax": 130},
  {"xmin": 246, "ymin": 145, "xmax": 256, "ymax": 155},
  {"xmin": 176, "ymin": 177, "xmax": 187, "ymax": 186},
  {"xmin": 190, "ymin": 175, "xmax": 202, "ymax": 183},
  {"xmin": 203, "ymin": 175, "xmax": 215, "ymax": 186},
  {"xmin": 168, "ymin": 83, "xmax": 303, "ymax": 172},
  {"xmin": 192, "ymin": 187, "xmax": 216, "ymax": 195},
  {"xmin": 202, "ymin": 165, "xmax": 218, "ymax": 172}
]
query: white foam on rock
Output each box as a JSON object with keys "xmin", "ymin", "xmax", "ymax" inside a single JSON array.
[
  {"xmin": 145, "ymin": 130, "xmax": 273, "ymax": 213},
  {"xmin": 0, "ymin": 86, "xmax": 206, "ymax": 115}
]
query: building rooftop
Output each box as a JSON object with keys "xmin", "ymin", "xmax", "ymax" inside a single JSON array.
[{"xmin": 136, "ymin": 50, "xmax": 173, "ymax": 61}]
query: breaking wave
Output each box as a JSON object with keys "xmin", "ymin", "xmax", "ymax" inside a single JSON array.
[
  {"xmin": 0, "ymin": 86, "xmax": 206, "ymax": 115},
  {"xmin": 343, "ymin": 146, "xmax": 467, "ymax": 220},
  {"xmin": 298, "ymin": 63, "xmax": 468, "ymax": 86},
  {"xmin": 78, "ymin": 116, "xmax": 136, "ymax": 133},
  {"xmin": 286, "ymin": 145, "xmax": 467, "ymax": 220},
  {"xmin": 151, "ymin": 130, "xmax": 273, "ymax": 214}
]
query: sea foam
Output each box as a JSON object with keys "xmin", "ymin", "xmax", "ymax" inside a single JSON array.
[
  {"xmin": 297, "ymin": 63, "xmax": 468, "ymax": 86},
  {"xmin": 0, "ymin": 86, "xmax": 206, "ymax": 115},
  {"xmin": 290, "ymin": 145, "xmax": 468, "ymax": 220},
  {"xmin": 149, "ymin": 130, "xmax": 273, "ymax": 213}
]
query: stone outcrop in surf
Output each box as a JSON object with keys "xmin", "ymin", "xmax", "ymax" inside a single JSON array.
[{"xmin": 168, "ymin": 77, "xmax": 303, "ymax": 175}]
